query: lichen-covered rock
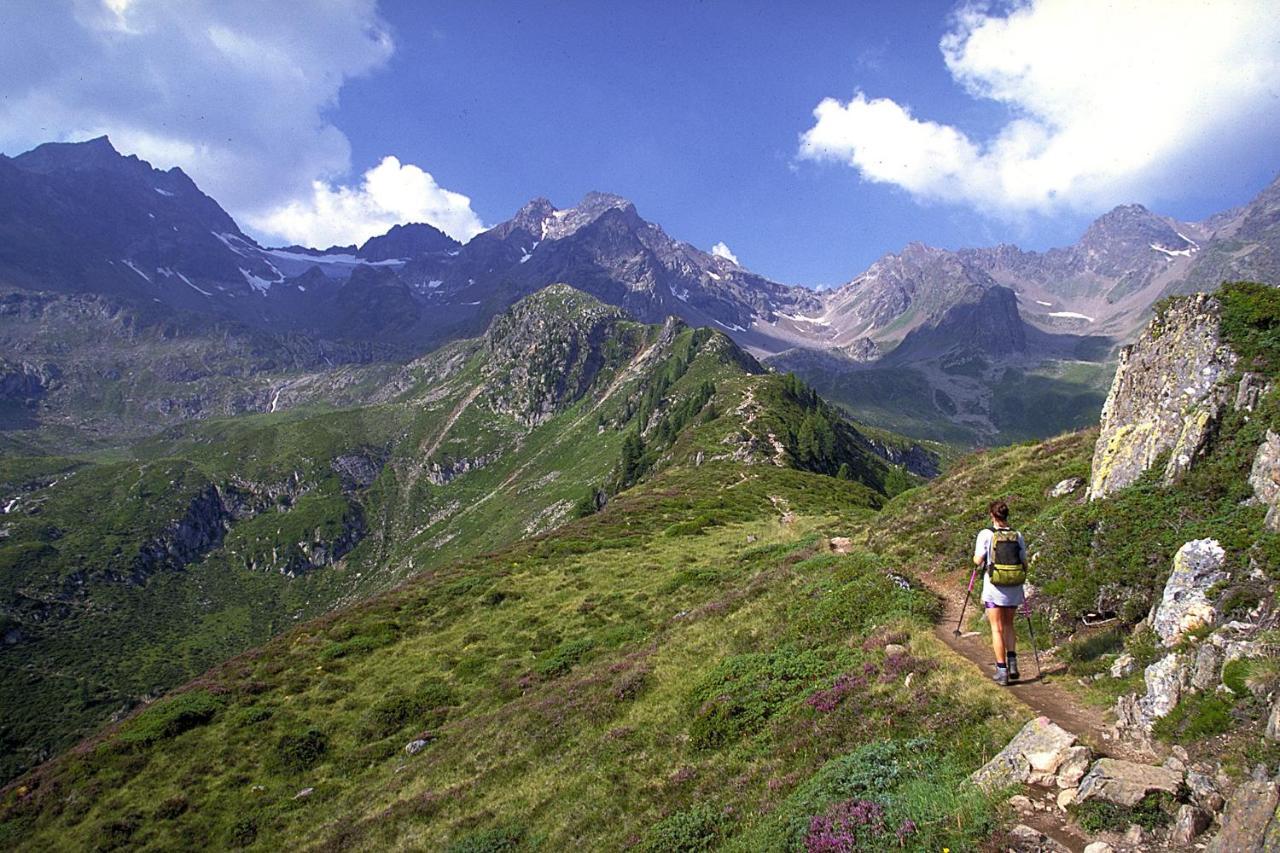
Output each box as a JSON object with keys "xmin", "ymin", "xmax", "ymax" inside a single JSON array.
[
  {"xmin": 1088, "ymin": 294, "xmax": 1237, "ymax": 500},
  {"xmin": 1074, "ymin": 758, "xmax": 1183, "ymax": 807},
  {"xmin": 971, "ymin": 716, "xmax": 1080, "ymax": 790},
  {"xmin": 1266, "ymin": 701, "xmax": 1280, "ymax": 741},
  {"xmin": 1249, "ymin": 430, "xmax": 1280, "ymax": 531},
  {"xmin": 1153, "ymin": 539, "xmax": 1228, "ymax": 647},
  {"xmin": 1207, "ymin": 780, "xmax": 1280, "ymax": 853}
]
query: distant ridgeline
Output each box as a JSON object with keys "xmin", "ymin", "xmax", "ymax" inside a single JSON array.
[
  {"xmin": 2, "ymin": 137, "xmax": 1279, "ymax": 448},
  {"xmin": 0, "ymin": 284, "xmax": 934, "ymax": 786}
]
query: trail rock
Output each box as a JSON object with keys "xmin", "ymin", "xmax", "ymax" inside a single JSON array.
[
  {"xmin": 1057, "ymin": 788, "xmax": 1077, "ymax": 811},
  {"xmin": 972, "ymin": 716, "xmax": 1079, "ymax": 790},
  {"xmin": 1088, "ymin": 294, "xmax": 1236, "ymax": 500},
  {"xmin": 1083, "ymin": 843, "xmax": 1114, "ymax": 853},
  {"xmin": 1006, "ymin": 824, "xmax": 1070, "ymax": 852},
  {"xmin": 1074, "ymin": 758, "xmax": 1183, "ymax": 807},
  {"xmin": 884, "ymin": 643, "xmax": 907, "ymax": 658},
  {"xmin": 1153, "ymin": 539, "xmax": 1227, "ymax": 647},
  {"xmin": 1207, "ymin": 780, "xmax": 1280, "ymax": 853},
  {"xmin": 1008, "ymin": 794, "xmax": 1034, "ymax": 813},
  {"xmin": 829, "ymin": 536, "xmax": 853, "ymax": 554},
  {"xmin": 1048, "ymin": 477, "xmax": 1084, "ymax": 498},
  {"xmin": 1249, "ymin": 430, "xmax": 1280, "ymax": 531},
  {"xmin": 1118, "ymin": 652, "xmax": 1192, "ymax": 731},
  {"xmin": 1173, "ymin": 804, "xmax": 1211, "ymax": 844}
]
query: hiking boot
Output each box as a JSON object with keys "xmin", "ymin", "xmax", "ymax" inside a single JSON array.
[
  {"xmin": 1007, "ymin": 653, "xmax": 1020, "ymax": 681},
  {"xmin": 992, "ymin": 665, "xmax": 1009, "ymax": 687}
]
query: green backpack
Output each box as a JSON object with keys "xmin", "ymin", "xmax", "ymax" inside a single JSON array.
[{"xmin": 987, "ymin": 528, "xmax": 1026, "ymax": 586}]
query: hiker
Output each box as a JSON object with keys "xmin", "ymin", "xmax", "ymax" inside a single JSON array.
[{"xmin": 972, "ymin": 499, "xmax": 1027, "ymax": 686}]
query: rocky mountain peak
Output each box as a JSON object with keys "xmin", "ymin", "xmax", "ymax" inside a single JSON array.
[
  {"xmin": 481, "ymin": 284, "xmax": 631, "ymax": 426},
  {"xmin": 10, "ymin": 135, "xmax": 126, "ymax": 174},
  {"xmin": 357, "ymin": 222, "xmax": 459, "ymax": 261},
  {"xmin": 1080, "ymin": 203, "xmax": 1189, "ymax": 252}
]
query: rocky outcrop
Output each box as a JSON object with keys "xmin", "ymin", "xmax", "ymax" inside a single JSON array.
[
  {"xmin": 1088, "ymin": 294, "xmax": 1237, "ymax": 499},
  {"xmin": 1152, "ymin": 539, "xmax": 1229, "ymax": 647},
  {"xmin": 1249, "ymin": 430, "xmax": 1280, "ymax": 531},
  {"xmin": 127, "ymin": 484, "xmax": 231, "ymax": 584},
  {"xmin": 1074, "ymin": 758, "xmax": 1183, "ymax": 807},
  {"xmin": 425, "ymin": 453, "xmax": 500, "ymax": 486},
  {"xmin": 481, "ymin": 285, "xmax": 637, "ymax": 428}
]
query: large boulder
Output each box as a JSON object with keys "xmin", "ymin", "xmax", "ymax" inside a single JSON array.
[
  {"xmin": 1152, "ymin": 539, "xmax": 1228, "ymax": 647},
  {"xmin": 1207, "ymin": 780, "xmax": 1280, "ymax": 853},
  {"xmin": 1074, "ymin": 758, "xmax": 1183, "ymax": 807},
  {"xmin": 1088, "ymin": 294, "xmax": 1237, "ymax": 500},
  {"xmin": 1249, "ymin": 430, "xmax": 1280, "ymax": 531},
  {"xmin": 971, "ymin": 716, "xmax": 1082, "ymax": 790}
]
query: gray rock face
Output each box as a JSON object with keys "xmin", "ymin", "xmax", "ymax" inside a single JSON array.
[
  {"xmin": 1088, "ymin": 294, "xmax": 1237, "ymax": 500},
  {"xmin": 1207, "ymin": 780, "xmax": 1280, "ymax": 853},
  {"xmin": 1075, "ymin": 757, "xmax": 1183, "ymax": 807},
  {"xmin": 1153, "ymin": 539, "xmax": 1228, "ymax": 647},
  {"xmin": 1249, "ymin": 430, "xmax": 1280, "ymax": 531},
  {"xmin": 971, "ymin": 716, "xmax": 1082, "ymax": 790},
  {"xmin": 1267, "ymin": 701, "xmax": 1280, "ymax": 741}
]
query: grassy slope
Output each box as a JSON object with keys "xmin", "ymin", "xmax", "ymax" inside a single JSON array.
[
  {"xmin": 0, "ymin": 291, "xmax": 921, "ymax": 786},
  {"xmin": 0, "ymin": 464, "xmax": 1020, "ymax": 852}
]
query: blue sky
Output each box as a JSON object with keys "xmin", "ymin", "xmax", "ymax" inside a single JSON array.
[{"xmin": 3, "ymin": 1, "xmax": 1279, "ymax": 287}]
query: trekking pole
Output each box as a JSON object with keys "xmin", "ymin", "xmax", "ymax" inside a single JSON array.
[
  {"xmin": 953, "ymin": 565, "xmax": 979, "ymax": 636},
  {"xmin": 1022, "ymin": 606, "xmax": 1042, "ymax": 678}
]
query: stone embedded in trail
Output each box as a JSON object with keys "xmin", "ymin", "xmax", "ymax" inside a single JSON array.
[
  {"xmin": 1153, "ymin": 539, "xmax": 1228, "ymax": 647},
  {"xmin": 1207, "ymin": 780, "xmax": 1280, "ymax": 853},
  {"xmin": 1082, "ymin": 843, "xmax": 1115, "ymax": 853},
  {"xmin": 1074, "ymin": 757, "xmax": 1183, "ymax": 807},
  {"xmin": 972, "ymin": 716, "xmax": 1081, "ymax": 790},
  {"xmin": 1249, "ymin": 430, "xmax": 1280, "ymax": 531},
  {"xmin": 1006, "ymin": 824, "xmax": 1070, "ymax": 853}
]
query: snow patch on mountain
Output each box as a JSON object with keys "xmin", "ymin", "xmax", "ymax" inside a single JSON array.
[
  {"xmin": 121, "ymin": 259, "xmax": 151, "ymax": 283},
  {"xmin": 1048, "ymin": 311, "xmax": 1095, "ymax": 322}
]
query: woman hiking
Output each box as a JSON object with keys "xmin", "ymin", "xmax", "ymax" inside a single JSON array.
[{"xmin": 972, "ymin": 499, "xmax": 1028, "ymax": 686}]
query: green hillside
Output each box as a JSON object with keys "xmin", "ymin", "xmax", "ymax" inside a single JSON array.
[
  {"xmin": 0, "ymin": 285, "xmax": 927, "ymax": 786},
  {"xmin": 0, "ymin": 463, "xmax": 1019, "ymax": 852}
]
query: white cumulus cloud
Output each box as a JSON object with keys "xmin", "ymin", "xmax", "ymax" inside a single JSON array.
[
  {"xmin": 710, "ymin": 241, "xmax": 740, "ymax": 264},
  {"xmin": 0, "ymin": 0, "xmax": 482, "ymax": 247},
  {"xmin": 251, "ymin": 156, "xmax": 485, "ymax": 247},
  {"xmin": 799, "ymin": 0, "xmax": 1280, "ymax": 215}
]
